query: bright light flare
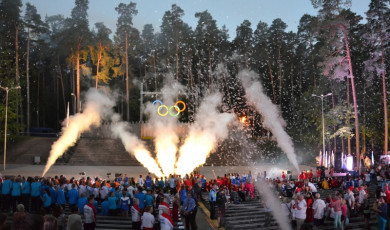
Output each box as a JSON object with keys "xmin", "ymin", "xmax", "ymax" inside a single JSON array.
[
  {"xmin": 175, "ymin": 133, "xmax": 214, "ymax": 176},
  {"xmin": 240, "ymin": 116, "xmax": 247, "ymax": 124},
  {"xmin": 134, "ymin": 148, "xmax": 163, "ymax": 178},
  {"xmin": 346, "ymin": 154, "xmax": 353, "ymax": 171},
  {"xmin": 155, "ymin": 136, "xmax": 177, "ymax": 176}
]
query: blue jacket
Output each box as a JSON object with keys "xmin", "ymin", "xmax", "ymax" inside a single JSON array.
[
  {"xmin": 31, "ymin": 182, "xmax": 41, "ymax": 197},
  {"xmin": 68, "ymin": 188, "xmax": 79, "ymax": 205},
  {"xmin": 77, "ymin": 197, "xmax": 88, "ymax": 214},
  {"xmin": 11, "ymin": 182, "xmax": 22, "ymax": 196},
  {"xmin": 135, "ymin": 192, "xmax": 146, "ymax": 210},
  {"xmin": 57, "ymin": 188, "xmax": 66, "ymax": 205},
  {"xmin": 101, "ymin": 200, "xmax": 109, "ymax": 216},
  {"xmin": 1, "ymin": 180, "xmax": 12, "ymax": 195},
  {"xmin": 22, "ymin": 182, "xmax": 30, "ymax": 194},
  {"xmin": 209, "ymin": 188, "xmax": 217, "ymax": 202},
  {"xmin": 183, "ymin": 198, "xmax": 196, "ymax": 212}
]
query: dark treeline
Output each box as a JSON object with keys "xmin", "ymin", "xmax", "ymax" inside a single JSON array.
[{"xmin": 0, "ymin": 0, "xmax": 389, "ymax": 164}]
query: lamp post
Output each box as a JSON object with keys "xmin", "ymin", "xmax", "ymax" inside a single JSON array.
[
  {"xmin": 312, "ymin": 93, "xmax": 332, "ymax": 166},
  {"xmin": 70, "ymin": 93, "xmax": 76, "ymax": 115},
  {"xmin": 0, "ymin": 85, "xmax": 21, "ymax": 171}
]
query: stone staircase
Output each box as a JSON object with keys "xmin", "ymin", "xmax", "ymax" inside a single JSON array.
[
  {"xmin": 67, "ymin": 138, "xmax": 142, "ymax": 166},
  {"xmin": 201, "ymin": 184, "xmax": 379, "ymax": 230}
]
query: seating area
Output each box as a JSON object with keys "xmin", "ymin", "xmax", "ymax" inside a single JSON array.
[{"xmin": 201, "ymin": 185, "xmax": 378, "ymax": 230}]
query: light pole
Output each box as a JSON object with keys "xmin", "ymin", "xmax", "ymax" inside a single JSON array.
[
  {"xmin": 0, "ymin": 85, "xmax": 21, "ymax": 171},
  {"xmin": 70, "ymin": 93, "xmax": 76, "ymax": 115},
  {"xmin": 312, "ymin": 93, "xmax": 332, "ymax": 166}
]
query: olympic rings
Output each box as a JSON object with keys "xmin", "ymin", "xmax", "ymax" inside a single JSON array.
[{"xmin": 153, "ymin": 100, "xmax": 186, "ymax": 117}]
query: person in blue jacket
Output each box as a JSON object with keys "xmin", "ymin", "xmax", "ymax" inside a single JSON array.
[
  {"xmin": 76, "ymin": 193, "xmax": 87, "ymax": 215},
  {"xmin": 22, "ymin": 177, "xmax": 32, "ymax": 212},
  {"xmin": 42, "ymin": 188, "xmax": 52, "ymax": 214},
  {"xmin": 135, "ymin": 187, "xmax": 146, "ymax": 210},
  {"xmin": 68, "ymin": 184, "xmax": 79, "ymax": 208},
  {"xmin": 100, "ymin": 196, "xmax": 109, "ymax": 216},
  {"xmin": 145, "ymin": 176, "xmax": 153, "ymax": 189},
  {"xmin": 11, "ymin": 177, "xmax": 22, "ymax": 212},
  {"xmin": 1, "ymin": 176, "xmax": 12, "ymax": 212},
  {"xmin": 49, "ymin": 184, "xmax": 57, "ymax": 205},
  {"xmin": 108, "ymin": 192, "xmax": 118, "ymax": 216},
  {"xmin": 31, "ymin": 177, "xmax": 42, "ymax": 213},
  {"xmin": 56, "ymin": 185, "xmax": 66, "ymax": 209}
]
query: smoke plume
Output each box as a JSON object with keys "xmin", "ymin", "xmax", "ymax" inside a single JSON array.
[
  {"xmin": 239, "ymin": 70, "xmax": 300, "ymax": 173},
  {"xmin": 175, "ymin": 93, "xmax": 234, "ymax": 176},
  {"xmin": 42, "ymin": 89, "xmax": 115, "ymax": 176},
  {"xmin": 110, "ymin": 114, "xmax": 163, "ymax": 178},
  {"xmin": 255, "ymin": 180, "xmax": 291, "ymax": 230}
]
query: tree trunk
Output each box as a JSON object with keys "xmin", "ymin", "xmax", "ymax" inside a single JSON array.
[
  {"xmin": 57, "ymin": 56, "xmax": 66, "ymax": 113},
  {"xmin": 208, "ymin": 40, "xmax": 212, "ymax": 87},
  {"xmin": 125, "ymin": 33, "xmax": 130, "ymax": 121},
  {"xmin": 347, "ymin": 76, "xmax": 351, "ymax": 155},
  {"xmin": 176, "ymin": 43, "xmax": 179, "ymax": 82},
  {"xmin": 277, "ymin": 40, "xmax": 282, "ymax": 105},
  {"xmin": 76, "ymin": 39, "xmax": 81, "ymax": 113},
  {"xmin": 26, "ymin": 26, "xmax": 30, "ymax": 135},
  {"xmin": 381, "ymin": 38, "xmax": 388, "ymax": 155},
  {"xmin": 342, "ymin": 26, "xmax": 360, "ymax": 170},
  {"xmin": 95, "ymin": 42, "xmax": 103, "ymax": 89},
  {"xmin": 153, "ymin": 51, "xmax": 157, "ymax": 91},
  {"xmin": 266, "ymin": 49, "xmax": 276, "ymax": 103}
]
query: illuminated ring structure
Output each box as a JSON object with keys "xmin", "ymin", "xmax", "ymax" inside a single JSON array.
[{"xmin": 153, "ymin": 100, "xmax": 186, "ymax": 117}]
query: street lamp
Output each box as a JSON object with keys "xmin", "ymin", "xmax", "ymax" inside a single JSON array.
[
  {"xmin": 0, "ymin": 85, "xmax": 21, "ymax": 171},
  {"xmin": 312, "ymin": 93, "xmax": 332, "ymax": 166},
  {"xmin": 70, "ymin": 93, "xmax": 76, "ymax": 115}
]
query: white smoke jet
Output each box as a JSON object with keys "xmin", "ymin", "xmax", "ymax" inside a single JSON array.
[
  {"xmin": 255, "ymin": 180, "xmax": 292, "ymax": 230},
  {"xmin": 239, "ymin": 70, "xmax": 300, "ymax": 173},
  {"xmin": 175, "ymin": 93, "xmax": 234, "ymax": 176},
  {"xmin": 144, "ymin": 78, "xmax": 183, "ymax": 176},
  {"xmin": 110, "ymin": 115, "xmax": 163, "ymax": 178},
  {"xmin": 42, "ymin": 89, "xmax": 115, "ymax": 176}
]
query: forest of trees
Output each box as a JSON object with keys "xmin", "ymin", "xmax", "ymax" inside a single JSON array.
[{"xmin": 0, "ymin": 0, "xmax": 389, "ymax": 163}]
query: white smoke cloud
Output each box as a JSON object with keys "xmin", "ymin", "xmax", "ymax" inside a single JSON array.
[
  {"xmin": 175, "ymin": 93, "xmax": 234, "ymax": 176},
  {"xmin": 143, "ymin": 78, "xmax": 184, "ymax": 176},
  {"xmin": 255, "ymin": 180, "xmax": 292, "ymax": 230},
  {"xmin": 239, "ymin": 70, "xmax": 300, "ymax": 173},
  {"xmin": 42, "ymin": 88, "xmax": 115, "ymax": 176}
]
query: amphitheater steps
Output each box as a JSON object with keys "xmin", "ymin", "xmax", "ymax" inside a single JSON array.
[
  {"xmin": 201, "ymin": 184, "xmax": 379, "ymax": 230},
  {"xmin": 68, "ymin": 138, "xmax": 142, "ymax": 166}
]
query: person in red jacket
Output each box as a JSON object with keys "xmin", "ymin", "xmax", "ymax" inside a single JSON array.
[
  {"xmin": 298, "ymin": 172, "xmax": 304, "ymax": 181},
  {"xmin": 281, "ymin": 171, "xmax": 286, "ymax": 182},
  {"xmin": 307, "ymin": 170, "xmax": 313, "ymax": 182}
]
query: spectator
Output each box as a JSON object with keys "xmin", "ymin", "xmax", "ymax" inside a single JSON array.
[
  {"xmin": 216, "ymin": 188, "xmax": 227, "ymax": 228},
  {"xmin": 135, "ymin": 187, "xmax": 146, "ymax": 210},
  {"xmin": 67, "ymin": 206, "xmax": 83, "ymax": 230},
  {"xmin": 331, "ymin": 195, "xmax": 342, "ymax": 230},
  {"xmin": 160, "ymin": 209, "xmax": 174, "ymax": 230},
  {"xmin": 77, "ymin": 193, "xmax": 87, "ymax": 215},
  {"xmin": 43, "ymin": 215, "xmax": 57, "ymax": 230},
  {"xmin": 68, "ymin": 184, "xmax": 79, "ymax": 209},
  {"xmin": 131, "ymin": 198, "xmax": 142, "ymax": 230},
  {"xmin": 374, "ymin": 196, "xmax": 388, "ymax": 230},
  {"xmin": 312, "ymin": 193, "xmax": 326, "ymax": 226},
  {"xmin": 341, "ymin": 199, "xmax": 348, "ymax": 228},
  {"xmin": 182, "ymin": 192, "xmax": 197, "ymax": 230},
  {"xmin": 294, "ymin": 195, "xmax": 307, "ymax": 230},
  {"xmin": 141, "ymin": 206, "xmax": 155, "ymax": 230},
  {"xmin": 208, "ymin": 184, "xmax": 217, "ymax": 220},
  {"xmin": 42, "ymin": 188, "xmax": 52, "ymax": 214},
  {"xmin": 83, "ymin": 196, "xmax": 96, "ymax": 230},
  {"xmin": 363, "ymin": 194, "xmax": 370, "ymax": 229},
  {"xmin": 172, "ymin": 194, "xmax": 180, "ymax": 222},
  {"xmin": 100, "ymin": 196, "xmax": 109, "ymax": 216},
  {"xmin": 108, "ymin": 192, "xmax": 118, "ymax": 216},
  {"xmin": 120, "ymin": 191, "xmax": 130, "ymax": 217}
]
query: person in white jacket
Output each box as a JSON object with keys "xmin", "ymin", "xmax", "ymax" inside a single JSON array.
[
  {"xmin": 83, "ymin": 196, "xmax": 96, "ymax": 230},
  {"xmin": 313, "ymin": 193, "xmax": 326, "ymax": 226},
  {"xmin": 160, "ymin": 209, "xmax": 174, "ymax": 230},
  {"xmin": 141, "ymin": 205, "xmax": 155, "ymax": 230}
]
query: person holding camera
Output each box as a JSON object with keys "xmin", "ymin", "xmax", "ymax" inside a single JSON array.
[{"xmin": 182, "ymin": 192, "xmax": 197, "ymax": 230}]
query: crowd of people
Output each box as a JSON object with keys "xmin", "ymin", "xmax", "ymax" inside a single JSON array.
[{"xmin": 1, "ymin": 164, "xmax": 390, "ymax": 230}]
